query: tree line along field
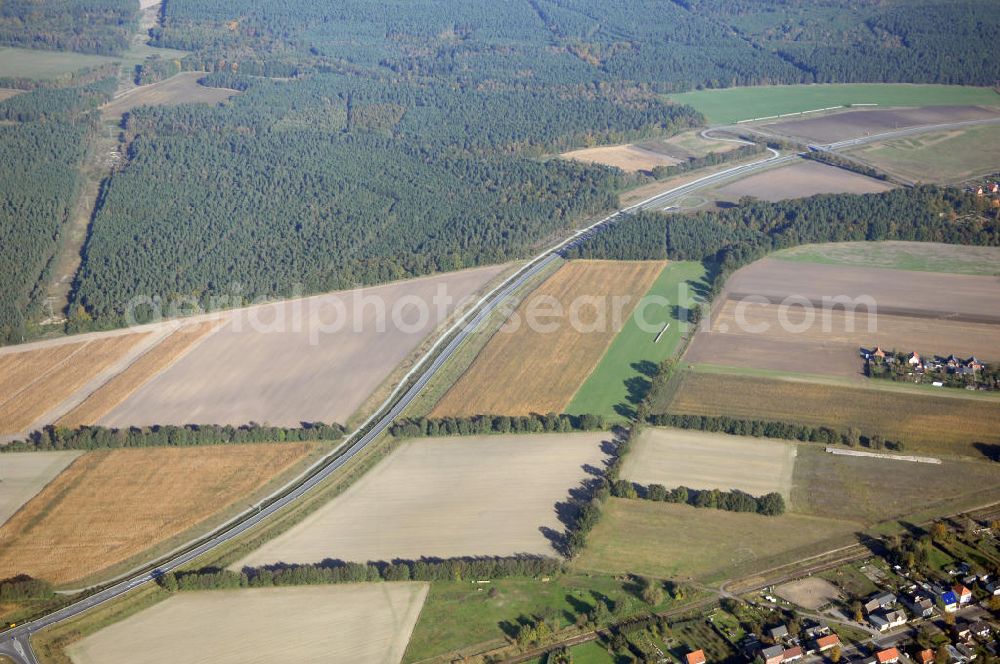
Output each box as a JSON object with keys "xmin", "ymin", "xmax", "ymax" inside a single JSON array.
[
  {"xmin": 0, "ymin": 443, "xmax": 318, "ymax": 586},
  {"xmin": 668, "ymin": 84, "xmax": 1000, "ymax": 125},
  {"xmin": 234, "ymin": 432, "xmax": 611, "ymax": 569},
  {"xmin": 66, "ymin": 583, "xmax": 429, "ymax": 664},
  {"xmin": 431, "ymin": 260, "xmax": 665, "ymax": 418}
]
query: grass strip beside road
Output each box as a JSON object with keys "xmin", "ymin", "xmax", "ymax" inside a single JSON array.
[{"xmin": 567, "ymin": 261, "xmax": 707, "ymax": 421}]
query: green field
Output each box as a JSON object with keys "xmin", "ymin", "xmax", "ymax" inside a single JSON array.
[
  {"xmin": 0, "ymin": 46, "xmax": 120, "ymax": 80},
  {"xmin": 773, "ymin": 241, "xmax": 1000, "ymax": 276},
  {"xmin": 567, "ymin": 261, "xmax": 707, "ymax": 421},
  {"xmin": 667, "ymin": 84, "xmax": 1000, "ymax": 125},
  {"xmin": 574, "ymin": 499, "xmax": 858, "ymax": 582},
  {"xmin": 851, "ymin": 123, "xmax": 1000, "ymax": 183},
  {"xmin": 567, "ymin": 641, "xmax": 616, "ymax": 663},
  {"xmin": 402, "ymin": 573, "xmax": 680, "ymax": 662}
]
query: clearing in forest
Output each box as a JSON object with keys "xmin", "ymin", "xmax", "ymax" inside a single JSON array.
[
  {"xmin": 432, "ymin": 260, "xmax": 665, "ymax": 417},
  {"xmin": 713, "ymin": 159, "xmax": 892, "ymax": 201},
  {"xmin": 235, "ymin": 432, "xmax": 611, "ymax": 568},
  {"xmin": 100, "ymin": 72, "xmax": 240, "ymax": 118},
  {"xmin": 66, "ymin": 583, "xmax": 429, "ymax": 664},
  {"xmin": 561, "ymin": 143, "xmax": 679, "ymax": 172},
  {"xmin": 0, "ymin": 443, "xmax": 315, "ymax": 585}
]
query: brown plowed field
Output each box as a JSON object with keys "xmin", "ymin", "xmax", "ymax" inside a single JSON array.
[
  {"xmin": 0, "ymin": 443, "xmax": 314, "ymax": 585},
  {"xmin": 431, "ymin": 260, "xmax": 665, "ymax": 417},
  {"xmin": 763, "ymin": 105, "xmax": 1000, "ymax": 144},
  {"xmin": 713, "ymin": 159, "xmax": 892, "ymax": 201},
  {"xmin": 101, "ymin": 72, "xmax": 239, "ymax": 118}
]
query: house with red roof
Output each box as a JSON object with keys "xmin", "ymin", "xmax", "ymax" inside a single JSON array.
[
  {"xmin": 687, "ymin": 649, "xmax": 707, "ymax": 664},
  {"xmin": 953, "ymin": 584, "xmax": 973, "ymax": 605},
  {"xmin": 876, "ymin": 647, "xmax": 900, "ymax": 664},
  {"xmin": 815, "ymin": 634, "xmax": 841, "ymax": 652}
]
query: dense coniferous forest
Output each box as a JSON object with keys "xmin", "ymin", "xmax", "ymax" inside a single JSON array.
[
  {"xmin": 0, "ymin": 81, "xmax": 118, "ymax": 343},
  {"xmin": 71, "ymin": 73, "xmax": 697, "ymax": 323},
  {"xmin": 0, "ymin": 0, "xmax": 137, "ymax": 55}
]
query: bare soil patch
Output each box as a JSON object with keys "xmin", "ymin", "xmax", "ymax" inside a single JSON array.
[
  {"xmin": 774, "ymin": 577, "xmax": 841, "ymax": 610},
  {"xmin": 57, "ymin": 321, "xmax": 221, "ymax": 427},
  {"xmin": 723, "ymin": 258, "xmax": 1000, "ymax": 321},
  {"xmin": 0, "ymin": 444, "xmax": 314, "ymax": 585},
  {"xmin": 713, "ymin": 159, "xmax": 892, "ymax": 202},
  {"xmin": 235, "ymin": 432, "xmax": 611, "ymax": 568},
  {"xmin": 431, "ymin": 260, "xmax": 665, "ymax": 417},
  {"xmin": 763, "ymin": 105, "xmax": 1000, "ymax": 144},
  {"xmin": 101, "ymin": 72, "xmax": 239, "ymax": 118},
  {"xmin": 67, "ymin": 583, "xmax": 429, "ymax": 664},
  {"xmin": 0, "ymin": 451, "xmax": 81, "ymax": 526},
  {"xmin": 620, "ymin": 427, "xmax": 796, "ymax": 498},
  {"xmin": 0, "ymin": 89, "xmax": 22, "ymax": 102},
  {"xmin": 562, "ymin": 144, "xmax": 679, "ymax": 172},
  {"xmin": 103, "ymin": 266, "xmax": 505, "ymax": 428}
]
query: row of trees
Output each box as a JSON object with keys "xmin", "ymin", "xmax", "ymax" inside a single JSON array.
[
  {"xmin": 610, "ymin": 480, "xmax": 786, "ymax": 516},
  {"xmin": 160, "ymin": 555, "xmax": 562, "ymax": 591},
  {"xmin": 648, "ymin": 413, "xmax": 904, "ymax": 452},
  {"xmin": 650, "ymin": 143, "xmax": 766, "ymax": 180},
  {"xmin": 802, "ymin": 150, "xmax": 890, "ymax": 181},
  {"xmin": 0, "ymin": 575, "xmax": 55, "ymax": 602},
  {"xmin": 1, "ymin": 422, "xmax": 346, "ymax": 453},
  {"xmin": 388, "ymin": 413, "xmax": 607, "ymax": 439}
]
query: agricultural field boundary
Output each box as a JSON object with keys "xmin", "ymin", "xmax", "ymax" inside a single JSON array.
[{"xmin": 825, "ymin": 447, "xmax": 940, "ymax": 464}]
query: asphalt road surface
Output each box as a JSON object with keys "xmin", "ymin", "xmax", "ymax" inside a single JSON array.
[{"xmin": 3, "ymin": 113, "xmax": 996, "ymax": 663}]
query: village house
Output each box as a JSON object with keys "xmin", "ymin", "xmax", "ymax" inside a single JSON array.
[
  {"xmin": 953, "ymin": 584, "xmax": 973, "ymax": 606},
  {"xmin": 761, "ymin": 644, "xmax": 785, "ymax": 664},
  {"xmin": 940, "ymin": 590, "xmax": 959, "ymax": 613},
  {"xmin": 877, "ymin": 647, "xmax": 901, "ymax": 664},
  {"xmin": 870, "ymin": 608, "xmax": 908, "ymax": 632},
  {"xmin": 865, "ymin": 592, "xmax": 898, "ymax": 614},
  {"xmin": 687, "ymin": 649, "xmax": 707, "ymax": 664},
  {"xmin": 904, "ymin": 593, "xmax": 935, "ymax": 618},
  {"xmin": 769, "ymin": 625, "xmax": 790, "ymax": 641},
  {"xmin": 783, "ymin": 646, "xmax": 804, "ymax": 663},
  {"xmin": 969, "ymin": 621, "xmax": 992, "ymax": 640},
  {"xmin": 815, "ymin": 634, "xmax": 841, "ymax": 652},
  {"xmin": 916, "ymin": 649, "xmax": 934, "ymax": 664}
]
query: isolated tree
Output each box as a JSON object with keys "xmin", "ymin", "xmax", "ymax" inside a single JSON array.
[{"xmin": 830, "ymin": 645, "xmax": 842, "ymax": 663}]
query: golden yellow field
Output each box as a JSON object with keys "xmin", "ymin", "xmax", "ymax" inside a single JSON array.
[
  {"xmin": 0, "ymin": 334, "xmax": 150, "ymax": 433},
  {"xmin": 0, "ymin": 342, "xmax": 86, "ymax": 403},
  {"xmin": 57, "ymin": 322, "xmax": 220, "ymax": 427},
  {"xmin": 663, "ymin": 370, "xmax": 1000, "ymax": 457},
  {"xmin": 432, "ymin": 260, "xmax": 665, "ymax": 416},
  {"xmin": 561, "ymin": 144, "xmax": 679, "ymax": 172},
  {"xmin": 0, "ymin": 443, "xmax": 314, "ymax": 585}
]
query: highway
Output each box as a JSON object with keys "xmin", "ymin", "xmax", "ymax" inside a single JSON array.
[{"xmin": 3, "ymin": 110, "xmax": 997, "ymax": 662}]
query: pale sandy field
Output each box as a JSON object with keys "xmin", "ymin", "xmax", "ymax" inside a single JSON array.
[
  {"xmin": 236, "ymin": 432, "xmax": 611, "ymax": 568},
  {"xmin": 0, "ymin": 89, "xmax": 22, "ymax": 102},
  {"xmin": 714, "ymin": 159, "xmax": 892, "ymax": 202},
  {"xmin": 101, "ymin": 72, "xmax": 239, "ymax": 118},
  {"xmin": 620, "ymin": 428, "xmax": 796, "ymax": 498},
  {"xmin": 0, "ymin": 451, "xmax": 81, "ymax": 525},
  {"xmin": 562, "ymin": 144, "xmax": 680, "ymax": 172},
  {"xmin": 102, "ymin": 265, "xmax": 505, "ymax": 427},
  {"xmin": 67, "ymin": 583, "xmax": 429, "ymax": 664}
]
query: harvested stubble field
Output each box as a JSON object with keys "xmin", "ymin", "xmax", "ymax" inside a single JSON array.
[
  {"xmin": 658, "ymin": 129, "xmax": 740, "ymax": 158},
  {"xmin": 67, "ymin": 583, "xmax": 429, "ymax": 664},
  {"xmin": 620, "ymin": 428, "xmax": 796, "ymax": 499},
  {"xmin": 236, "ymin": 432, "xmax": 611, "ymax": 568},
  {"xmin": 0, "ymin": 451, "xmax": 80, "ymax": 526},
  {"xmin": 103, "ymin": 265, "xmax": 505, "ymax": 428},
  {"xmin": 561, "ymin": 143, "xmax": 680, "ymax": 172},
  {"xmin": 0, "ymin": 444, "xmax": 314, "ymax": 585},
  {"xmin": 574, "ymin": 498, "xmax": 858, "ymax": 581},
  {"xmin": 687, "ymin": 300, "xmax": 1000, "ymax": 378},
  {"xmin": 56, "ymin": 321, "xmax": 220, "ymax": 427},
  {"xmin": 774, "ymin": 577, "xmax": 841, "ymax": 610},
  {"xmin": 0, "ymin": 333, "xmax": 152, "ymax": 434},
  {"xmin": 763, "ymin": 105, "xmax": 1000, "ymax": 144},
  {"xmin": 792, "ymin": 444, "xmax": 1000, "ymax": 526},
  {"xmin": 713, "ymin": 159, "xmax": 892, "ymax": 201},
  {"xmin": 849, "ymin": 124, "xmax": 1000, "ymax": 183},
  {"xmin": 660, "ymin": 370, "xmax": 1000, "ymax": 457},
  {"xmin": 431, "ymin": 260, "xmax": 665, "ymax": 417},
  {"xmin": 101, "ymin": 72, "xmax": 240, "ymax": 118},
  {"xmin": 773, "ymin": 241, "xmax": 1000, "ymax": 276}
]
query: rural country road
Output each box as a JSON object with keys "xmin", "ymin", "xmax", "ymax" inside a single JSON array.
[{"xmin": 1, "ymin": 112, "xmax": 991, "ymax": 661}]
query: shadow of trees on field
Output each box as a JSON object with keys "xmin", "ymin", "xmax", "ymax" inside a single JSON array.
[{"xmin": 974, "ymin": 442, "xmax": 1000, "ymax": 462}]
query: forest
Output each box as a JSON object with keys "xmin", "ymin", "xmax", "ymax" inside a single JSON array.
[
  {"xmin": 0, "ymin": 0, "xmax": 137, "ymax": 55},
  {"xmin": 0, "ymin": 80, "xmax": 118, "ymax": 344},
  {"xmin": 71, "ymin": 72, "xmax": 697, "ymax": 324}
]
